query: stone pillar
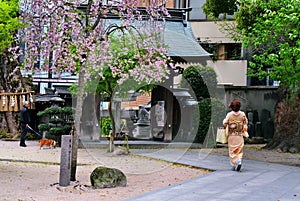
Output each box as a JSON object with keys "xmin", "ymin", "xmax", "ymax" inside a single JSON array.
[
  {"xmin": 80, "ymin": 94, "xmax": 100, "ymax": 141},
  {"xmin": 59, "ymin": 135, "xmax": 73, "ymax": 186},
  {"xmin": 112, "ymin": 101, "xmax": 121, "ymax": 134}
]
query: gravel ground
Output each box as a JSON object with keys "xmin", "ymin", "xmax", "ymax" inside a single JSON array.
[
  {"xmin": 0, "ymin": 141, "xmax": 208, "ymax": 201},
  {"xmin": 1, "ymin": 141, "xmax": 299, "ymax": 201}
]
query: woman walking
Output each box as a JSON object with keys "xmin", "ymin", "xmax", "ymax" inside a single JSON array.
[{"xmin": 223, "ymin": 99, "xmax": 249, "ymax": 171}]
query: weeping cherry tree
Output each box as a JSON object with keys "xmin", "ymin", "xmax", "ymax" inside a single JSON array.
[{"xmin": 20, "ymin": 0, "xmax": 173, "ymax": 180}]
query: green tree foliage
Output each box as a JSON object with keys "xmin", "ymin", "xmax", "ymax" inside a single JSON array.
[
  {"xmin": 100, "ymin": 117, "xmax": 112, "ymax": 136},
  {"xmin": 236, "ymin": 0, "xmax": 300, "ymax": 152},
  {"xmin": 80, "ymin": 32, "xmax": 168, "ymax": 140},
  {"xmin": 37, "ymin": 106, "xmax": 73, "ymax": 145},
  {"xmin": 0, "ymin": 0, "xmax": 29, "ymax": 136},
  {"xmin": 180, "ymin": 65, "xmax": 217, "ymax": 101},
  {"xmin": 0, "ymin": 0, "xmax": 21, "ymax": 53},
  {"xmin": 202, "ymin": 0, "xmax": 238, "ymax": 19},
  {"xmin": 196, "ymin": 98, "xmax": 225, "ymax": 143},
  {"xmin": 180, "ymin": 65, "xmax": 225, "ymax": 143},
  {"xmin": 236, "ymin": 0, "xmax": 300, "ymax": 97},
  {"xmin": 91, "ymin": 33, "xmax": 166, "ymax": 97}
]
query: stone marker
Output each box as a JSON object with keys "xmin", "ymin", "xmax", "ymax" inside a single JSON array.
[{"xmin": 59, "ymin": 135, "xmax": 73, "ymax": 186}]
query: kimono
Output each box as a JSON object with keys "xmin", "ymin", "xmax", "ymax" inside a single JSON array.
[{"xmin": 223, "ymin": 111, "xmax": 248, "ymax": 167}]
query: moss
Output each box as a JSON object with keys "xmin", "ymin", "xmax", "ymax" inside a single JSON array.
[{"xmin": 90, "ymin": 166, "xmax": 127, "ymax": 189}]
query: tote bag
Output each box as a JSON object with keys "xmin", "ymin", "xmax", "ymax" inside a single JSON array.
[{"xmin": 216, "ymin": 127, "xmax": 228, "ymax": 144}]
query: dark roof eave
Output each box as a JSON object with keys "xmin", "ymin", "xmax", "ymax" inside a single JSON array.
[
  {"xmin": 77, "ymin": 5, "xmax": 211, "ymax": 59},
  {"xmin": 77, "ymin": 5, "xmax": 192, "ymax": 24}
]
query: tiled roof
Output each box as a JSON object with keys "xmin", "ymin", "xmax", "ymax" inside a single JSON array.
[
  {"xmin": 164, "ymin": 21, "xmax": 211, "ymax": 59},
  {"xmin": 103, "ymin": 19, "xmax": 211, "ymax": 61}
]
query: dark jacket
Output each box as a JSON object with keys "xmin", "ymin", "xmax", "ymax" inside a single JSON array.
[{"xmin": 20, "ymin": 106, "xmax": 31, "ymax": 124}]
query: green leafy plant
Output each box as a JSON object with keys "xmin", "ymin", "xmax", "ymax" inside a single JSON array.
[
  {"xmin": 180, "ymin": 65, "xmax": 218, "ymax": 101},
  {"xmin": 37, "ymin": 106, "xmax": 74, "ymax": 145},
  {"xmin": 202, "ymin": 0, "xmax": 238, "ymax": 19},
  {"xmin": 49, "ymin": 118, "xmax": 64, "ymax": 124},
  {"xmin": 0, "ymin": 129, "xmax": 13, "ymax": 139},
  {"xmin": 101, "ymin": 117, "xmax": 112, "ymax": 137},
  {"xmin": 61, "ymin": 107, "xmax": 74, "ymax": 115},
  {"xmin": 180, "ymin": 64, "xmax": 224, "ymax": 143},
  {"xmin": 49, "ymin": 125, "xmax": 71, "ymax": 136},
  {"xmin": 37, "ymin": 107, "xmax": 62, "ymax": 116},
  {"xmin": 38, "ymin": 124, "xmax": 50, "ymax": 131},
  {"xmin": 235, "ymin": 0, "xmax": 300, "ymax": 152},
  {"xmin": 195, "ymin": 98, "xmax": 226, "ymax": 143},
  {"xmin": 0, "ymin": 0, "xmax": 22, "ymax": 53}
]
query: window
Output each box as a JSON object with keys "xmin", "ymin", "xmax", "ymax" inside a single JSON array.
[
  {"xmin": 174, "ymin": 0, "xmax": 186, "ymax": 8},
  {"xmin": 225, "ymin": 43, "xmax": 242, "ymax": 60},
  {"xmin": 199, "ymin": 39, "xmax": 242, "ymax": 61}
]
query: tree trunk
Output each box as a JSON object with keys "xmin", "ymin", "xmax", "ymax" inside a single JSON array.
[
  {"xmin": 0, "ymin": 49, "xmax": 32, "ymax": 138},
  {"xmin": 0, "ymin": 112, "xmax": 18, "ymax": 137},
  {"xmin": 71, "ymin": 69, "xmax": 85, "ymax": 181},
  {"xmin": 0, "ymin": 113, "xmax": 8, "ymax": 131},
  {"xmin": 265, "ymin": 87, "xmax": 300, "ymax": 153},
  {"xmin": 6, "ymin": 111, "xmax": 18, "ymax": 137},
  {"xmin": 108, "ymin": 96, "xmax": 115, "ymax": 152},
  {"xmin": 95, "ymin": 94, "xmax": 101, "ymax": 123}
]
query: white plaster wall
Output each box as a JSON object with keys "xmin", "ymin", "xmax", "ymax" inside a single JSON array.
[
  {"xmin": 190, "ymin": 21, "xmax": 237, "ymax": 43},
  {"xmin": 174, "ymin": 60, "xmax": 247, "ymax": 87},
  {"xmin": 207, "ymin": 60, "xmax": 247, "ymax": 86}
]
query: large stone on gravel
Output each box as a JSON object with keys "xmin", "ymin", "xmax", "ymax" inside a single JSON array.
[{"xmin": 90, "ymin": 166, "xmax": 127, "ymax": 189}]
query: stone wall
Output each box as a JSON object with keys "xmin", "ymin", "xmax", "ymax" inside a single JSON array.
[{"xmin": 217, "ymin": 86, "xmax": 278, "ymax": 140}]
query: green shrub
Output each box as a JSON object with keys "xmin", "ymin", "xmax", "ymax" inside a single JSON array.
[
  {"xmin": 38, "ymin": 124, "xmax": 50, "ymax": 131},
  {"xmin": 49, "ymin": 127, "xmax": 64, "ymax": 135},
  {"xmin": 180, "ymin": 64, "xmax": 222, "ymax": 143},
  {"xmin": 61, "ymin": 107, "xmax": 74, "ymax": 115},
  {"xmin": 38, "ymin": 106, "xmax": 74, "ymax": 145},
  {"xmin": 49, "ymin": 118, "xmax": 64, "ymax": 124},
  {"xmin": 195, "ymin": 98, "xmax": 226, "ymax": 143},
  {"xmin": 180, "ymin": 65, "xmax": 217, "ymax": 101},
  {"xmin": 37, "ymin": 106, "xmax": 63, "ymax": 117},
  {"xmin": 0, "ymin": 129, "xmax": 13, "ymax": 139},
  {"xmin": 37, "ymin": 110, "xmax": 46, "ymax": 117},
  {"xmin": 101, "ymin": 117, "xmax": 112, "ymax": 136}
]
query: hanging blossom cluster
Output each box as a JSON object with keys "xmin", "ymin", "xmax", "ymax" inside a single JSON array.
[
  {"xmin": 20, "ymin": 0, "xmax": 173, "ymax": 84},
  {"xmin": 21, "ymin": 0, "xmax": 108, "ymax": 74}
]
